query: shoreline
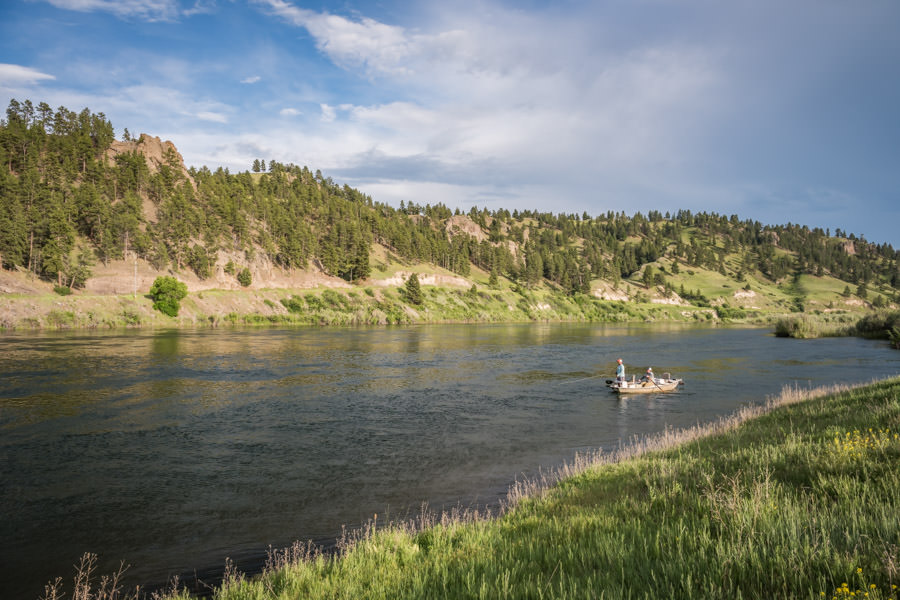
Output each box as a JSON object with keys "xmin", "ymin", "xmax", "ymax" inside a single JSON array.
[
  {"xmin": 38, "ymin": 376, "xmax": 900, "ymax": 599},
  {"xmin": 1, "ymin": 285, "xmax": 774, "ymax": 332}
]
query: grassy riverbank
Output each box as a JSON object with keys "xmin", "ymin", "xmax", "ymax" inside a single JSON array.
[
  {"xmin": 56, "ymin": 378, "xmax": 900, "ymax": 600},
  {"xmin": 775, "ymin": 311, "xmax": 900, "ymax": 349},
  {"xmin": 2, "ymin": 284, "xmax": 736, "ymax": 330}
]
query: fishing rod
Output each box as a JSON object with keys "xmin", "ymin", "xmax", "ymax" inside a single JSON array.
[{"xmin": 558, "ymin": 374, "xmax": 613, "ymax": 385}]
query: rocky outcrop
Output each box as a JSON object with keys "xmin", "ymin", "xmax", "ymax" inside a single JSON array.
[
  {"xmin": 445, "ymin": 215, "xmax": 487, "ymax": 242},
  {"xmin": 106, "ymin": 134, "xmax": 193, "ymax": 183}
]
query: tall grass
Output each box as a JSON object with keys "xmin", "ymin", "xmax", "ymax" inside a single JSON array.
[
  {"xmin": 773, "ymin": 314, "xmax": 854, "ymax": 338},
  {"xmin": 774, "ymin": 310, "xmax": 900, "ymax": 345},
  {"xmin": 855, "ymin": 311, "xmax": 900, "ymax": 347},
  {"xmin": 43, "ymin": 379, "xmax": 900, "ymax": 599}
]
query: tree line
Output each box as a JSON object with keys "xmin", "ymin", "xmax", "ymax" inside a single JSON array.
[{"xmin": 1, "ymin": 99, "xmax": 898, "ymax": 302}]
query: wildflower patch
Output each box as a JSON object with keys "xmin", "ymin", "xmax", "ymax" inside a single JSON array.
[
  {"xmin": 823, "ymin": 567, "xmax": 899, "ymax": 599},
  {"xmin": 830, "ymin": 428, "xmax": 899, "ymax": 459}
]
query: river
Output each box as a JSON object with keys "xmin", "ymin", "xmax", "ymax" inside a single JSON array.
[{"xmin": 2, "ymin": 323, "xmax": 898, "ymax": 598}]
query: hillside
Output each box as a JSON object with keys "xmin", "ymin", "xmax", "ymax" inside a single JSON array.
[{"xmin": 1, "ymin": 99, "xmax": 899, "ymax": 329}]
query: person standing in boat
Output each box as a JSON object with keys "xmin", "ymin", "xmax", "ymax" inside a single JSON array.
[{"xmin": 615, "ymin": 358, "xmax": 626, "ymax": 383}]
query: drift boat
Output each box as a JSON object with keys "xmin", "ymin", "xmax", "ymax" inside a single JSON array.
[{"xmin": 609, "ymin": 375, "xmax": 684, "ymax": 394}]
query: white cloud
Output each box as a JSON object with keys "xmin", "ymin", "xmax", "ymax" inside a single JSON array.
[
  {"xmin": 259, "ymin": 0, "xmax": 418, "ymax": 76},
  {"xmin": 279, "ymin": 107, "xmax": 300, "ymax": 117},
  {"xmin": 241, "ymin": 75, "xmax": 262, "ymax": 84},
  {"xmin": 197, "ymin": 111, "xmax": 228, "ymax": 123},
  {"xmin": 319, "ymin": 104, "xmax": 336, "ymax": 122},
  {"xmin": 0, "ymin": 64, "xmax": 56, "ymax": 86},
  {"xmin": 44, "ymin": 0, "xmax": 181, "ymax": 21},
  {"xmin": 257, "ymin": 1, "xmax": 723, "ymax": 183}
]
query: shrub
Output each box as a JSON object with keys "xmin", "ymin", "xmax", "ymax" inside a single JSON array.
[
  {"xmin": 322, "ymin": 289, "xmax": 348, "ymax": 309},
  {"xmin": 149, "ymin": 276, "xmax": 188, "ymax": 317},
  {"xmin": 53, "ymin": 285, "xmax": 72, "ymax": 296},
  {"xmin": 889, "ymin": 327, "xmax": 900, "ymax": 349},
  {"xmin": 237, "ymin": 267, "xmax": 252, "ymax": 287},
  {"xmin": 46, "ymin": 310, "xmax": 74, "ymax": 327},
  {"xmin": 122, "ymin": 310, "xmax": 141, "ymax": 326},
  {"xmin": 304, "ymin": 293, "xmax": 325, "ymax": 311},
  {"xmin": 715, "ymin": 305, "xmax": 747, "ymax": 320},
  {"xmin": 280, "ymin": 296, "xmax": 305, "ymax": 313},
  {"xmin": 855, "ymin": 311, "xmax": 900, "ymax": 338}
]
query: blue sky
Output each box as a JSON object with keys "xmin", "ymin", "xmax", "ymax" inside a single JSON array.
[{"xmin": 2, "ymin": 0, "xmax": 899, "ymax": 246}]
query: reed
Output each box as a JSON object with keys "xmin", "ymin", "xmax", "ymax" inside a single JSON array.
[{"xmin": 773, "ymin": 314, "xmax": 853, "ymax": 338}]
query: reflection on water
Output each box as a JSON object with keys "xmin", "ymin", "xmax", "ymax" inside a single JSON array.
[{"xmin": 1, "ymin": 324, "xmax": 899, "ymax": 598}]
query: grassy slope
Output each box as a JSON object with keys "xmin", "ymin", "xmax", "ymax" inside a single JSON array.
[
  {"xmin": 150, "ymin": 378, "xmax": 900, "ymax": 600},
  {"xmin": 2, "ymin": 225, "xmax": 889, "ymax": 330}
]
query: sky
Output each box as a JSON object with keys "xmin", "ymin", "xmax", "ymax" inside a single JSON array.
[{"xmin": 2, "ymin": 0, "xmax": 899, "ymax": 246}]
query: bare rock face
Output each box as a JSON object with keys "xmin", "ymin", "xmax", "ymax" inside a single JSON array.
[
  {"xmin": 445, "ymin": 215, "xmax": 488, "ymax": 242},
  {"xmin": 106, "ymin": 134, "xmax": 193, "ymax": 181}
]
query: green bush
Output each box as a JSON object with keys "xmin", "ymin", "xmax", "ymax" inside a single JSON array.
[
  {"xmin": 122, "ymin": 310, "xmax": 141, "ymax": 326},
  {"xmin": 889, "ymin": 327, "xmax": 900, "ymax": 349},
  {"xmin": 149, "ymin": 276, "xmax": 188, "ymax": 317},
  {"xmin": 322, "ymin": 289, "xmax": 349, "ymax": 309},
  {"xmin": 855, "ymin": 310, "xmax": 900, "ymax": 339},
  {"xmin": 237, "ymin": 267, "xmax": 252, "ymax": 287},
  {"xmin": 280, "ymin": 296, "xmax": 305, "ymax": 313},
  {"xmin": 714, "ymin": 305, "xmax": 746, "ymax": 320},
  {"xmin": 46, "ymin": 310, "xmax": 74, "ymax": 327},
  {"xmin": 53, "ymin": 285, "xmax": 72, "ymax": 296},
  {"xmin": 304, "ymin": 293, "xmax": 325, "ymax": 311}
]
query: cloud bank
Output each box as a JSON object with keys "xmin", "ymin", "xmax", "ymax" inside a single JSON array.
[{"xmin": 5, "ymin": 0, "xmax": 899, "ymax": 244}]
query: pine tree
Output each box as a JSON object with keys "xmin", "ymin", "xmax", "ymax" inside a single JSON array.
[{"xmin": 405, "ymin": 272, "xmax": 423, "ymax": 305}]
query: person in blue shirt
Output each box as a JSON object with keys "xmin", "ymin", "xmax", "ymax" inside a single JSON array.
[{"xmin": 615, "ymin": 358, "xmax": 626, "ymax": 383}]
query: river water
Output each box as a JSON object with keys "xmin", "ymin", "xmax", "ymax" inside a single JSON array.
[{"xmin": 2, "ymin": 323, "xmax": 899, "ymax": 598}]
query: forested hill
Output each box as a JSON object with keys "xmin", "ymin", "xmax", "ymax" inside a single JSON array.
[{"xmin": 2, "ymin": 99, "xmax": 899, "ymax": 312}]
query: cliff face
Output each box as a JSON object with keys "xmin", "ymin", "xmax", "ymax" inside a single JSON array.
[{"xmin": 106, "ymin": 134, "xmax": 193, "ymax": 182}]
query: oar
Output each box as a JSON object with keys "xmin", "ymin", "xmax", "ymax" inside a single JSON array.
[{"xmin": 642, "ymin": 374, "xmax": 665, "ymax": 391}]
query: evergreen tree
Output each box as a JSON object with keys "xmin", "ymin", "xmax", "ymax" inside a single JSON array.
[{"xmin": 405, "ymin": 272, "xmax": 423, "ymax": 305}]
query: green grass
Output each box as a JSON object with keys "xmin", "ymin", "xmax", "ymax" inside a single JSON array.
[
  {"xmin": 0, "ymin": 273, "xmax": 890, "ymax": 331},
  {"xmin": 773, "ymin": 314, "xmax": 846, "ymax": 339},
  {"xmin": 61, "ymin": 379, "xmax": 883, "ymax": 599}
]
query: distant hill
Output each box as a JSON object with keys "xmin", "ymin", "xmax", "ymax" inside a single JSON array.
[{"xmin": 2, "ymin": 99, "xmax": 898, "ymax": 322}]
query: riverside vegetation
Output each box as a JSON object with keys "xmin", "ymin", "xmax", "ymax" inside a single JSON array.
[
  {"xmin": 2, "ymin": 99, "xmax": 900, "ymax": 333},
  {"xmin": 43, "ymin": 378, "xmax": 900, "ymax": 599}
]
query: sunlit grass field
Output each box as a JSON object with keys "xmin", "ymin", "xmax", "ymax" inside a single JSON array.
[{"xmin": 59, "ymin": 377, "xmax": 900, "ymax": 599}]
